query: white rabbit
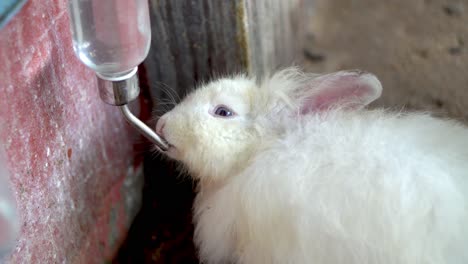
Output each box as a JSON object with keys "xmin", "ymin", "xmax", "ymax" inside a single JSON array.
[{"xmin": 155, "ymin": 67, "xmax": 468, "ymax": 264}]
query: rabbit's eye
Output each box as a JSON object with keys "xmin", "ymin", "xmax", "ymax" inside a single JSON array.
[{"xmin": 213, "ymin": 105, "xmax": 235, "ymax": 118}]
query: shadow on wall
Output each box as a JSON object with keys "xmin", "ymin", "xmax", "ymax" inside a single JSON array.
[{"xmin": 113, "ymin": 67, "xmax": 199, "ymax": 264}]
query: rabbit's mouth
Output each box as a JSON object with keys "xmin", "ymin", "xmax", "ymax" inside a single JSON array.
[
  {"xmin": 156, "ymin": 133, "xmax": 177, "ymax": 155},
  {"xmin": 165, "ymin": 142, "xmax": 175, "ymax": 151},
  {"xmin": 158, "ymin": 135, "xmax": 174, "ymax": 152},
  {"xmin": 163, "ymin": 143, "xmax": 179, "ymax": 159}
]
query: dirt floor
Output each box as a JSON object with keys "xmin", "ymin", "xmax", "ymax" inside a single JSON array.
[
  {"xmin": 114, "ymin": 0, "xmax": 467, "ymax": 263},
  {"xmin": 303, "ymin": 0, "xmax": 468, "ymax": 120}
]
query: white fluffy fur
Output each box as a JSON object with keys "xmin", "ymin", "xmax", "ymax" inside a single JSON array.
[{"xmin": 156, "ymin": 67, "xmax": 468, "ymax": 264}]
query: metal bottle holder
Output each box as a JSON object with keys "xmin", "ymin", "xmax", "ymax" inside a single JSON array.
[
  {"xmin": 96, "ymin": 68, "xmax": 169, "ymax": 152},
  {"xmin": 66, "ymin": 0, "xmax": 168, "ymax": 152}
]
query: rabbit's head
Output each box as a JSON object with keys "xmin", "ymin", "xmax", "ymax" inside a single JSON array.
[{"xmin": 156, "ymin": 68, "xmax": 382, "ymax": 181}]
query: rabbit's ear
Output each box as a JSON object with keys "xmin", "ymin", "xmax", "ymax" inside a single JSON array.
[{"xmin": 297, "ymin": 70, "xmax": 382, "ymax": 115}]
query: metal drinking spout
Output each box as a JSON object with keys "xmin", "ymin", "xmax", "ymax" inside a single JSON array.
[
  {"xmin": 67, "ymin": 0, "xmax": 167, "ymax": 151},
  {"xmin": 119, "ymin": 104, "xmax": 169, "ymax": 152},
  {"xmin": 95, "ymin": 68, "xmax": 169, "ymax": 152}
]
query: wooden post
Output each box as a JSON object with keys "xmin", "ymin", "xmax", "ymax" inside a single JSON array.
[
  {"xmin": 144, "ymin": 0, "xmax": 306, "ymax": 105},
  {"xmin": 112, "ymin": 2, "xmax": 307, "ymax": 261}
]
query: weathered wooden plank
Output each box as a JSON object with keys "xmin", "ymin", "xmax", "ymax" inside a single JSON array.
[
  {"xmin": 115, "ymin": 2, "xmax": 308, "ymax": 262},
  {"xmin": 244, "ymin": 0, "xmax": 305, "ymax": 77},
  {"xmin": 144, "ymin": 0, "xmax": 305, "ymax": 107}
]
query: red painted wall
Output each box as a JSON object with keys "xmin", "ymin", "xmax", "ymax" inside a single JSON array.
[{"xmin": 0, "ymin": 0, "xmax": 145, "ymax": 262}]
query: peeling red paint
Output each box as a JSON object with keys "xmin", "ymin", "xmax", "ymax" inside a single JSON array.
[{"xmin": 0, "ymin": 0, "xmax": 146, "ymax": 263}]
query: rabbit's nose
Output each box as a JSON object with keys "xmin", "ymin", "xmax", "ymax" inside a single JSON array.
[{"xmin": 156, "ymin": 117, "xmax": 167, "ymax": 138}]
